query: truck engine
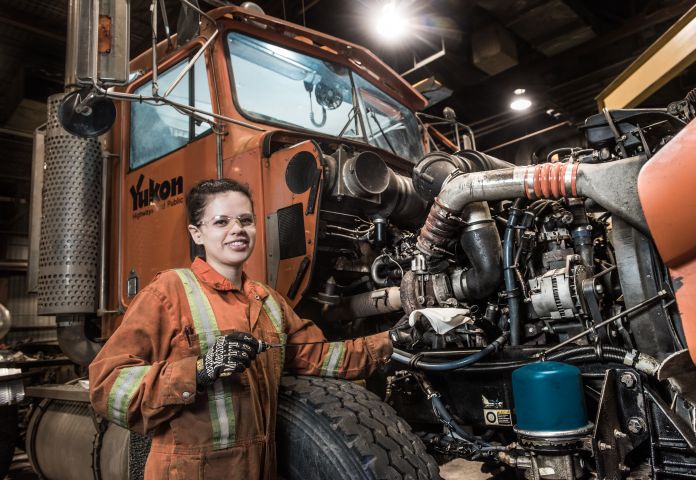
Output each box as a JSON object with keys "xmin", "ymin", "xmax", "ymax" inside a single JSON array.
[{"xmin": 284, "ymin": 95, "xmax": 696, "ymax": 479}]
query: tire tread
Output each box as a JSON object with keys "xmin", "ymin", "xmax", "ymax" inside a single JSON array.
[{"xmin": 279, "ymin": 376, "xmax": 441, "ymax": 480}]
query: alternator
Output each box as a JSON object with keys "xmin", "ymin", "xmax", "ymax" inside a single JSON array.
[{"xmin": 528, "ymin": 260, "xmax": 590, "ymax": 320}]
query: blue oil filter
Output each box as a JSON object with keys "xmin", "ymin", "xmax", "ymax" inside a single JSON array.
[{"xmin": 512, "ymin": 362, "xmax": 590, "ymax": 433}]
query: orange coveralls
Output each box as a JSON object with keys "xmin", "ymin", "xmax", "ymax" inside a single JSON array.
[{"xmin": 89, "ymin": 258, "xmax": 393, "ymax": 479}]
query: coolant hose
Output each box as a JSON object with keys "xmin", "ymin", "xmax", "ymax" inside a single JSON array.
[
  {"xmin": 391, "ymin": 333, "xmax": 508, "ymax": 371},
  {"xmin": 504, "ymin": 200, "xmax": 524, "ymax": 345}
]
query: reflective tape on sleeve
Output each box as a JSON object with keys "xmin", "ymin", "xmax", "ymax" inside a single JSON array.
[
  {"xmin": 320, "ymin": 342, "xmax": 346, "ymax": 378},
  {"xmin": 107, "ymin": 365, "xmax": 151, "ymax": 428}
]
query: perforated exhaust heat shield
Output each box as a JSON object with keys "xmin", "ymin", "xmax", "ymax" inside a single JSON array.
[{"xmin": 38, "ymin": 94, "xmax": 102, "ymax": 315}]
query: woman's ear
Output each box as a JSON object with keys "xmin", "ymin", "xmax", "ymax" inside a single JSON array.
[{"xmin": 188, "ymin": 224, "xmax": 203, "ymax": 245}]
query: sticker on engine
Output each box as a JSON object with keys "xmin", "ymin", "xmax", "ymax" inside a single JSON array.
[{"xmin": 483, "ymin": 409, "xmax": 512, "ymax": 426}]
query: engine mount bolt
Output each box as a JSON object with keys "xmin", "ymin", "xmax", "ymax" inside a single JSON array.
[
  {"xmin": 627, "ymin": 417, "xmax": 645, "ymax": 434},
  {"xmin": 620, "ymin": 372, "xmax": 636, "ymax": 389}
]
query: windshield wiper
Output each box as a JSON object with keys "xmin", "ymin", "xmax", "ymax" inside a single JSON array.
[{"xmin": 367, "ymin": 109, "xmax": 397, "ymax": 156}]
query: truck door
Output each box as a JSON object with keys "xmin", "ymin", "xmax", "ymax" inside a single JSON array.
[{"xmin": 120, "ymin": 52, "xmax": 217, "ymax": 307}]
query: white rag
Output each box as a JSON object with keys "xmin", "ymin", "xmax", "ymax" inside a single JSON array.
[{"xmin": 408, "ymin": 308, "xmax": 471, "ymax": 334}]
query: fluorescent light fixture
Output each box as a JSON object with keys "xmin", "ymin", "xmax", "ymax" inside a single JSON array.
[
  {"xmin": 514, "ymin": 88, "xmax": 526, "ymax": 95},
  {"xmin": 510, "ymin": 98, "xmax": 532, "ymax": 111},
  {"xmin": 375, "ymin": 2, "xmax": 409, "ymax": 42}
]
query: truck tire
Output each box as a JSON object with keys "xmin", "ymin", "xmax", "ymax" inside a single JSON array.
[
  {"xmin": 277, "ymin": 375, "xmax": 441, "ymax": 480},
  {"xmin": 0, "ymin": 405, "xmax": 18, "ymax": 478}
]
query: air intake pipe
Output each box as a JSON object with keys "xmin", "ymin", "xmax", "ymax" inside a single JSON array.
[
  {"xmin": 322, "ymin": 148, "xmax": 428, "ymax": 225},
  {"xmin": 412, "ymin": 150, "xmax": 514, "ymax": 201},
  {"xmin": 412, "ymin": 151, "xmax": 513, "ymax": 300}
]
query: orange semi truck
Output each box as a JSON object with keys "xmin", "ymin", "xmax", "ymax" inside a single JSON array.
[{"xmin": 15, "ymin": 2, "xmax": 696, "ymax": 479}]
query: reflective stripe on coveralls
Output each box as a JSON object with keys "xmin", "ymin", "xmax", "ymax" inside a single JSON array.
[
  {"xmin": 255, "ymin": 283, "xmax": 286, "ymax": 368},
  {"xmin": 107, "ymin": 365, "xmax": 151, "ymax": 428},
  {"xmin": 175, "ymin": 268, "xmax": 236, "ymax": 450},
  {"xmin": 255, "ymin": 282, "xmax": 345, "ymax": 377},
  {"xmin": 320, "ymin": 342, "xmax": 347, "ymax": 377}
]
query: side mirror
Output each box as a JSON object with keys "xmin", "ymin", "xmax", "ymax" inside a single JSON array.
[
  {"xmin": 177, "ymin": 0, "xmax": 201, "ymax": 46},
  {"xmin": 58, "ymin": 88, "xmax": 117, "ymax": 138},
  {"xmin": 65, "ymin": 0, "xmax": 130, "ymax": 88}
]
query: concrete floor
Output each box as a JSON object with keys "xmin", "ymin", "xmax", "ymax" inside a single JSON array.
[
  {"xmin": 6, "ymin": 451, "xmax": 494, "ymax": 479},
  {"xmin": 440, "ymin": 459, "xmax": 493, "ymax": 480}
]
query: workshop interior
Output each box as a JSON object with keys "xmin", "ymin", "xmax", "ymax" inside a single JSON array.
[{"xmin": 1, "ymin": 0, "xmax": 696, "ymax": 479}]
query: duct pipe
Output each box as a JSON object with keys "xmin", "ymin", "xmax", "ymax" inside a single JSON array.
[
  {"xmin": 412, "ymin": 150, "xmax": 513, "ymax": 202},
  {"xmin": 451, "ymin": 202, "xmax": 502, "ymax": 300},
  {"xmin": 374, "ymin": 170, "xmax": 428, "ymax": 226},
  {"xmin": 56, "ymin": 317, "xmax": 101, "ymax": 366},
  {"xmin": 417, "ymin": 156, "xmax": 648, "ymax": 257},
  {"xmin": 0, "ymin": 303, "xmax": 10, "ymax": 340},
  {"xmin": 329, "ymin": 288, "xmax": 402, "ymax": 320},
  {"xmin": 411, "ymin": 151, "xmax": 511, "ymax": 299}
]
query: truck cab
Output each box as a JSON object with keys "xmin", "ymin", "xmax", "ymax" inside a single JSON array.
[{"xmin": 108, "ymin": 5, "xmax": 429, "ymax": 336}]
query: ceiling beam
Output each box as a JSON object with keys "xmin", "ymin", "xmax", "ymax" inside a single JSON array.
[
  {"xmin": 0, "ymin": 11, "xmax": 65, "ymax": 43},
  {"xmin": 597, "ymin": 4, "xmax": 696, "ymax": 109}
]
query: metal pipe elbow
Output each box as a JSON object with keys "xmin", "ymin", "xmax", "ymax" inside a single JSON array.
[{"xmin": 57, "ymin": 317, "xmax": 102, "ymax": 366}]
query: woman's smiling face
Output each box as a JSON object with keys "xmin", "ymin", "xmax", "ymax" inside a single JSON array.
[{"xmin": 188, "ymin": 191, "xmax": 256, "ymax": 273}]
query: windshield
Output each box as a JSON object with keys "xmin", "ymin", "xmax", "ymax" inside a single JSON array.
[{"xmin": 227, "ymin": 32, "xmax": 423, "ymax": 162}]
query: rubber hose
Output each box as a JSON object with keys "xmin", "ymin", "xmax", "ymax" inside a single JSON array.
[
  {"xmin": 431, "ymin": 396, "xmax": 493, "ymax": 448},
  {"xmin": 394, "ymin": 345, "xmax": 633, "ymax": 373},
  {"xmin": 457, "ymin": 222, "xmax": 503, "ymax": 299},
  {"xmin": 391, "ymin": 333, "xmax": 508, "ymax": 371},
  {"xmin": 548, "ymin": 345, "xmax": 628, "ymax": 360},
  {"xmin": 370, "ymin": 256, "xmax": 392, "ymax": 287},
  {"xmin": 451, "ymin": 348, "xmax": 633, "ymax": 373},
  {"xmin": 504, "ymin": 200, "xmax": 524, "ymax": 345}
]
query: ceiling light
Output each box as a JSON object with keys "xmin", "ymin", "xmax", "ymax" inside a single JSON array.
[
  {"xmin": 374, "ymin": 2, "xmax": 409, "ymax": 42},
  {"xmin": 514, "ymin": 88, "xmax": 526, "ymax": 95},
  {"xmin": 510, "ymin": 98, "xmax": 532, "ymax": 111}
]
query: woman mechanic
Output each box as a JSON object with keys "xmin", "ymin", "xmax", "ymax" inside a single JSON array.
[{"xmin": 89, "ymin": 178, "xmax": 405, "ymax": 479}]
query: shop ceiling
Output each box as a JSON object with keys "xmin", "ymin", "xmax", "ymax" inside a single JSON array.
[{"xmin": 0, "ymin": 0, "xmax": 693, "ymax": 155}]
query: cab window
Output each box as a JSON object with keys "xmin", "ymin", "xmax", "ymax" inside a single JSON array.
[{"xmin": 129, "ymin": 54, "xmax": 213, "ymax": 169}]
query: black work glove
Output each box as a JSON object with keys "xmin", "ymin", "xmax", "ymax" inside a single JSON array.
[
  {"xmin": 388, "ymin": 315, "xmax": 421, "ymax": 349},
  {"xmin": 196, "ymin": 332, "xmax": 261, "ymax": 386}
]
